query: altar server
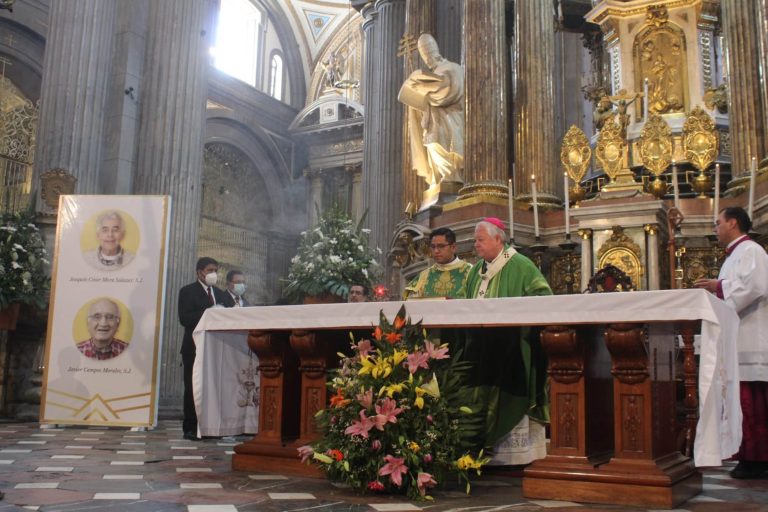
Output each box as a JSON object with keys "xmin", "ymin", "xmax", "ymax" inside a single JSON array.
[{"xmin": 694, "ymin": 207, "xmax": 768, "ymax": 478}]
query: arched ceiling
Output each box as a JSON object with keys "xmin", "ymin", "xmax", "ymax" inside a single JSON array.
[{"xmin": 276, "ymin": 0, "xmax": 355, "ymax": 68}]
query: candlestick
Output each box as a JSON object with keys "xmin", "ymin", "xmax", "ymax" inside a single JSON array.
[
  {"xmin": 508, "ymin": 178, "xmax": 515, "ymax": 241},
  {"xmin": 713, "ymin": 163, "xmax": 720, "ymax": 223},
  {"xmin": 671, "ymin": 160, "xmax": 680, "ymax": 209},
  {"xmin": 748, "ymin": 157, "xmax": 757, "ymax": 219},
  {"xmin": 531, "ymin": 174, "xmax": 540, "ymax": 239},
  {"xmin": 563, "ymin": 172, "xmax": 570, "ymax": 237},
  {"xmin": 643, "ymin": 78, "xmax": 649, "ymax": 120}
]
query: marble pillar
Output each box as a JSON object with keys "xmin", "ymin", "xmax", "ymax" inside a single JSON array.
[
  {"xmin": 513, "ymin": 0, "xmax": 559, "ymax": 205},
  {"xmin": 349, "ymin": 165, "xmax": 363, "ymax": 224},
  {"xmin": 645, "ymin": 224, "xmax": 660, "ymax": 291},
  {"xmin": 132, "ymin": 0, "xmax": 210, "ymax": 407},
  {"xmin": 579, "ymin": 229, "xmax": 593, "ymax": 293},
  {"xmin": 759, "ymin": 0, "xmax": 768, "ymax": 168},
  {"xmin": 308, "ymin": 170, "xmax": 324, "ymax": 226},
  {"xmin": 721, "ymin": 0, "xmax": 766, "ymax": 178},
  {"xmin": 33, "ymin": 0, "xmax": 118, "ymax": 195},
  {"xmin": 361, "ymin": 0, "xmax": 406, "ymax": 289},
  {"xmin": 463, "ymin": 0, "xmax": 508, "ymax": 185},
  {"xmin": 402, "ymin": 0, "xmax": 435, "ymax": 209}
]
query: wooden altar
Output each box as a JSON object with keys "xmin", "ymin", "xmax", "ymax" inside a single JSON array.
[{"xmin": 192, "ymin": 290, "xmax": 740, "ymax": 507}]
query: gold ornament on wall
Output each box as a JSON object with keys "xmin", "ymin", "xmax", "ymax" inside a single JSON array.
[
  {"xmin": 561, "ymin": 125, "xmax": 592, "ymax": 183},
  {"xmin": 639, "ymin": 114, "xmax": 673, "ymax": 198},
  {"xmin": 683, "ymin": 106, "xmax": 718, "ymax": 197},
  {"xmin": 595, "ymin": 119, "xmax": 626, "ymax": 184},
  {"xmin": 597, "ymin": 226, "xmax": 644, "ymax": 291}
]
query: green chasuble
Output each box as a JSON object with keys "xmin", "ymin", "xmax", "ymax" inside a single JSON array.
[
  {"xmin": 460, "ymin": 245, "xmax": 552, "ymax": 447},
  {"xmin": 403, "ymin": 258, "xmax": 472, "ymax": 299}
]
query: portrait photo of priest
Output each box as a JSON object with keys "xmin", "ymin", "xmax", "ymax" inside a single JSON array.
[
  {"xmin": 81, "ymin": 210, "xmax": 138, "ymax": 271},
  {"xmin": 74, "ymin": 297, "xmax": 132, "ymax": 361}
]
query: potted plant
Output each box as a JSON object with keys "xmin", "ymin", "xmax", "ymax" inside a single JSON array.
[
  {"xmin": 284, "ymin": 206, "xmax": 381, "ymax": 303},
  {"xmin": 0, "ymin": 211, "xmax": 50, "ymax": 329}
]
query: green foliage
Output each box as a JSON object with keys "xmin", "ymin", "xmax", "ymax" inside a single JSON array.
[
  {"xmin": 298, "ymin": 305, "xmax": 488, "ymax": 500},
  {"xmin": 0, "ymin": 211, "xmax": 50, "ymax": 309},
  {"xmin": 284, "ymin": 206, "xmax": 380, "ymax": 301}
]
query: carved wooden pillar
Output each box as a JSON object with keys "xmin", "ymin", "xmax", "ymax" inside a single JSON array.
[
  {"xmin": 678, "ymin": 321, "xmax": 699, "ymax": 458},
  {"xmin": 289, "ymin": 330, "xmax": 340, "ymax": 446}
]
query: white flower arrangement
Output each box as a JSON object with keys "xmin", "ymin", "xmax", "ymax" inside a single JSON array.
[
  {"xmin": 0, "ymin": 212, "xmax": 50, "ymax": 309},
  {"xmin": 284, "ymin": 207, "xmax": 381, "ymax": 302}
]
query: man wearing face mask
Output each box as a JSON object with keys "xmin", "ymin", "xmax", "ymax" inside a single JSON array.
[
  {"xmin": 225, "ymin": 270, "xmax": 249, "ymax": 307},
  {"xmin": 178, "ymin": 257, "xmax": 234, "ymax": 440}
]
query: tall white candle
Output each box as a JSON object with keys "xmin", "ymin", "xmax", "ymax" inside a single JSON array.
[
  {"xmin": 713, "ymin": 163, "xmax": 720, "ymax": 223},
  {"xmin": 563, "ymin": 172, "xmax": 570, "ymax": 236},
  {"xmin": 671, "ymin": 159, "xmax": 680, "ymax": 209},
  {"xmin": 531, "ymin": 174, "xmax": 540, "ymax": 239},
  {"xmin": 748, "ymin": 157, "xmax": 757, "ymax": 219},
  {"xmin": 643, "ymin": 78, "xmax": 649, "ymax": 120},
  {"xmin": 508, "ymin": 178, "xmax": 515, "ymax": 241}
]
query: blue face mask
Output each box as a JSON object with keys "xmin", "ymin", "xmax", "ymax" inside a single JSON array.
[{"xmin": 232, "ymin": 283, "xmax": 246, "ymax": 296}]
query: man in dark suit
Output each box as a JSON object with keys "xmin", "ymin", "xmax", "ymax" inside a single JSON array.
[
  {"xmin": 178, "ymin": 257, "xmax": 233, "ymax": 440},
  {"xmin": 225, "ymin": 269, "xmax": 249, "ymax": 307}
]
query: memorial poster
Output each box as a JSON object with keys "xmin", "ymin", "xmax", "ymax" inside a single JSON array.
[{"xmin": 41, "ymin": 195, "xmax": 170, "ymax": 427}]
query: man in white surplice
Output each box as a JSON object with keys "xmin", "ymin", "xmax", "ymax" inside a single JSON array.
[{"xmin": 695, "ymin": 206, "xmax": 768, "ymax": 478}]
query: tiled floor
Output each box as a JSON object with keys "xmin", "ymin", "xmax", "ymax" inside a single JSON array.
[{"xmin": 0, "ymin": 420, "xmax": 766, "ymax": 511}]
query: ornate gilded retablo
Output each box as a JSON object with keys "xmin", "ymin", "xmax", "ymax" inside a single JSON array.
[
  {"xmin": 683, "ymin": 106, "xmax": 718, "ymax": 171},
  {"xmin": 639, "ymin": 114, "xmax": 673, "ymax": 177},
  {"xmin": 595, "ymin": 119, "xmax": 625, "ymax": 182},
  {"xmin": 560, "ymin": 125, "xmax": 591, "ymax": 183}
]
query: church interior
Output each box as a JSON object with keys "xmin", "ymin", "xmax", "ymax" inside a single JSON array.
[{"xmin": 1, "ymin": 0, "xmax": 768, "ymax": 509}]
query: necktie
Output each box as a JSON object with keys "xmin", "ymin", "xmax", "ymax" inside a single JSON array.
[
  {"xmin": 207, "ymin": 287, "xmax": 214, "ymax": 305},
  {"xmin": 235, "ymin": 296, "xmax": 241, "ymax": 307}
]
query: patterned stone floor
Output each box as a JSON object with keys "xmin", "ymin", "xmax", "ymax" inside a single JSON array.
[{"xmin": 0, "ymin": 420, "xmax": 766, "ymax": 511}]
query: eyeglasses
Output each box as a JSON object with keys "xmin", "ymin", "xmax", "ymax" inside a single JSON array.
[
  {"xmin": 429, "ymin": 243, "xmax": 452, "ymax": 250},
  {"xmin": 88, "ymin": 314, "xmax": 118, "ymax": 322}
]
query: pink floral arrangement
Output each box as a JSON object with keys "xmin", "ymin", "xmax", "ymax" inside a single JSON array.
[{"xmin": 298, "ymin": 305, "xmax": 487, "ymax": 500}]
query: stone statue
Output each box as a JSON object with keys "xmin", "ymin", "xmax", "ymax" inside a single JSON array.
[{"xmin": 398, "ymin": 34, "xmax": 464, "ymax": 188}]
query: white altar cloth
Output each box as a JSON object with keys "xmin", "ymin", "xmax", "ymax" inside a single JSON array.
[{"xmin": 193, "ymin": 289, "xmax": 741, "ymax": 466}]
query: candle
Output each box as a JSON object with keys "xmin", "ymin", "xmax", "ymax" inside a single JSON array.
[
  {"xmin": 563, "ymin": 172, "xmax": 570, "ymax": 236},
  {"xmin": 671, "ymin": 159, "xmax": 680, "ymax": 209},
  {"xmin": 531, "ymin": 174, "xmax": 540, "ymax": 239},
  {"xmin": 713, "ymin": 163, "xmax": 720, "ymax": 223},
  {"xmin": 508, "ymin": 178, "xmax": 515, "ymax": 240},
  {"xmin": 643, "ymin": 78, "xmax": 649, "ymax": 120},
  {"xmin": 748, "ymin": 157, "xmax": 757, "ymax": 219}
]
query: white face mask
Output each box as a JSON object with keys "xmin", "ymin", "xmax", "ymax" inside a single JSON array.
[
  {"xmin": 204, "ymin": 272, "xmax": 218, "ymax": 286},
  {"xmin": 232, "ymin": 283, "xmax": 246, "ymax": 296}
]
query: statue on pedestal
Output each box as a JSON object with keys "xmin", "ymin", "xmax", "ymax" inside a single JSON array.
[{"xmin": 399, "ymin": 34, "xmax": 464, "ymax": 190}]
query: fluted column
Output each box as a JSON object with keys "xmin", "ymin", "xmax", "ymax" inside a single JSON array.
[
  {"xmin": 759, "ymin": 0, "xmax": 768, "ymax": 168},
  {"xmin": 349, "ymin": 165, "xmax": 364, "ymax": 224},
  {"xmin": 308, "ymin": 170, "xmax": 324, "ymax": 226},
  {"xmin": 463, "ymin": 0, "xmax": 507, "ymax": 185},
  {"xmin": 721, "ymin": 0, "xmax": 766, "ymax": 178},
  {"xmin": 362, "ymin": 0, "xmax": 406, "ymax": 286},
  {"xmin": 402, "ymin": 0, "xmax": 436, "ymax": 209},
  {"xmin": 33, "ymin": 0, "xmax": 118, "ymax": 196},
  {"xmin": 132, "ymin": 0, "xmax": 210, "ymax": 406},
  {"xmin": 513, "ymin": 0, "xmax": 559, "ymax": 205}
]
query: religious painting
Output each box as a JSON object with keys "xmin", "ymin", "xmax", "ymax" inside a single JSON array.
[
  {"xmin": 633, "ymin": 6, "xmax": 688, "ymax": 119},
  {"xmin": 41, "ymin": 195, "xmax": 170, "ymax": 427}
]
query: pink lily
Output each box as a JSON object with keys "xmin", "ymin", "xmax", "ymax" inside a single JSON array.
[
  {"xmin": 356, "ymin": 388, "xmax": 374, "ymax": 409},
  {"xmin": 374, "ymin": 397, "xmax": 403, "ymax": 430},
  {"xmin": 406, "ymin": 351, "xmax": 430, "ymax": 374},
  {"xmin": 356, "ymin": 339, "xmax": 373, "ymax": 358},
  {"xmin": 379, "ymin": 455, "xmax": 408, "ymax": 487},
  {"xmin": 344, "ymin": 409, "xmax": 376, "ymax": 438},
  {"xmin": 417, "ymin": 472, "xmax": 437, "ymax": 496},
  {"xmin": 424, "ymin": 341, "xmax": 449, "ymax": 360}
]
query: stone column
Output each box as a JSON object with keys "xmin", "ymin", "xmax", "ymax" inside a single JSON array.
[
  {"xmin": 132, "ymin": 0, "xmax": 210, "ymax": 407},
  {"xmin": 361, "ymin": 0, "xmax": 406, "ymax": 286},
  {"xmin": 513, "ymin": 0, "xmax": 560, "ymax": 205},
  {"xmin": 721, "ymin": 0, "xmax": 766, "ymax": 178},
  {"xmin": 349, "ymin": 164, "xmax": 364, "ymax": 223},
  {"xmin": 579, "ymin": 229, "xmax": 593, "ymax": 292},
  {"xmin": 402, "ymin": 0, "xmax": 435, "ymax": 209},
  {"xmin": 645, "ymin": 224, "xmax": 660, "ymax": 291},
  {"xmin": 33, "ymin": 0, "xmax": 118, "ymax": 195},
  {"xmin": 463, "ymin": 0, "xmax": 508, "ymax": 185},
  {"xmin": 759, "ymin": 0, "xmax": 768, "ymax": 169},
  {"xmin": 307, "ymin": 170, "xmax": 324, "ymax": 226}
]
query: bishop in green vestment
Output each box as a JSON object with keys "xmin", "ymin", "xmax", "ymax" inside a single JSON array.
[
  {"xmin": 462, "ymin": 217, "xmax": 552, "ymax": 465},
  {"xmin": 404, "ymin": 227, "xmax": 471, "ymax": 299}
]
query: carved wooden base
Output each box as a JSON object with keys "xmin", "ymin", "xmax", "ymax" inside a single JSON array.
[{"xmin": 233, "ymin": 441, "xmax": 323, "ymax": 477}]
